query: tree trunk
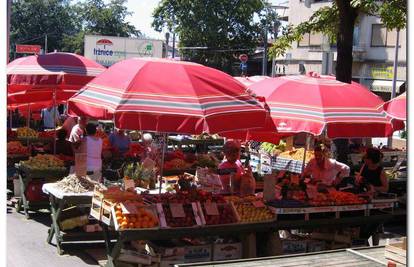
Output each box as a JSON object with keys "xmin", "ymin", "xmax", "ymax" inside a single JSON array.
[
  {"xmin": 335, "ymin": 0, "xmax": 358, "ymax": 83},
  {"xmin": 334, "ymin": 0, "xmax": 358, "ymax": 163}
]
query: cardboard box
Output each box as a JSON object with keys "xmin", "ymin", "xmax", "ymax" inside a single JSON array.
[
  {"xmin": 212, "ymin": 242, "xmax": 242, "ymax": 261},
  {"xmin": 147, "ymin": 241, "xmax": 185, "ymax": 261},
  {"xmin": 117, "ymin": 249, "xmax": 152, "ymax": 265},
  {"xmin": 307, "ymin": 240, "xmax": 326, "ymax": 252},
  {"xmin": 184, "ymin": 244, "xmax": 212, "ymax": 263}
]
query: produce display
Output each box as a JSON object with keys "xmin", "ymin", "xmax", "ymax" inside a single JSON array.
[
  {"xmin": 123, "ymin": 162, "xmax": 156, "ymax": 189},
  {"xmin": 38, "ymin": 130, "xmax": 56, "ymax": 138},
  {"xmin": 196, "ymin": 154, "xmax": 219, "ymax": 169},
  {"xmin": 21, "ymin": 154, "xmax": 65, "ymax": 171},
  {"xmin": 234, "ymin": 202, "xmax": 274, "ymax": 223},
  {"xmin": 7, "ymin": 141, "xmax": 29, "ymax": 155},
  {"xmin": 278, "ymin": 148, "xmax": 314, "ymax": 162},
  {"xmin": 114, "ymin": 201, "xmax": 159, "ymax": 230},
  {"xmin": 162, "ymin": 203, "xmax": 197, "ymax": 227},
  {"xmin": 55, "ymin": 174, "xmax": 97, "ymax": 193},
  {"xmin": 328, "ymin": 191, "xmax": 368, "ymax": 205},
  {"xmin": 95, "ymin": 186, "xmax": 141, "ymax": 202},
  {"xmin": 17, "ymin": 127, "xmax": 38, "ymax": 138},
  {"xmin": 95, "ymin": 129, "xmax": 108, "ymax": 139},
  {"xmin": 124, "ymin": 143, "xmax": 144, "ymax": 158},
  {"xmin": 163, "ymin": 150, "xmax": 219, "ymax": 171},
  {"xmin": 201, "ymin": 202, "xmax": 237, "ymax": 225},
  {"xmin": 260, "ymin": 140, "xmax": 287, "ymax": 155}
]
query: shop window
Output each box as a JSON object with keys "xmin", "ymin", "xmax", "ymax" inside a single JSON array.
[{"xmin": 297, "ymin": 32, "xmax": 323, "ymax": 47}]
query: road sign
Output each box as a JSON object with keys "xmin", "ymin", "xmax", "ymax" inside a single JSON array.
[
  {"xmin": 16, "ymin": 44, "xmax": 41, "ymax": 54},
  {"xmin": 239, "ymin": 54, "xmax": 248, "ymax": 62}
]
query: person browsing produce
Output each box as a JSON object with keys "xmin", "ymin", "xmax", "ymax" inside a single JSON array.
[
  {"xmin": 69, "ymin": 116, "xmax": 88, "ymax": 150},
  {"xmin": 355, "ymin": 148, "xmax": 388, "ymax": 193},
  {"xmin": 109, "ymin": 128, "xmax": 131, "ymax": 156},
  {"xmin": 303, "ymin": 143, "xmax": 350, "ymax": 186},
  {"xmin": 218, "ymin": 141, "xmax": 245, "ymax": 193},
  {"xmin": 79, "ymin": 123, "xmax": 103, "ymax": 182}
]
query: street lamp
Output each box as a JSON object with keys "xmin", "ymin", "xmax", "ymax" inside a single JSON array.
[{"xmin": 260, "ymin": 0, "xmax": 269, "ymax": 76}]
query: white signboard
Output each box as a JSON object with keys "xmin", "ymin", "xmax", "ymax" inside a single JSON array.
[{"xmin": 84, "ymin": 35, "xmax": 164, "ymax": 67}]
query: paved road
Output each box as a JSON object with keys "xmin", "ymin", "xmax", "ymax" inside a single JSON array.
[{"xmin": 7, "ymin": 207, "xmax": 99, "ymax": 267}]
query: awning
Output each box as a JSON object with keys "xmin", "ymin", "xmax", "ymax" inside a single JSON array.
[{"xmin": 370, "ymin": 80, "xmax": 404, "ymax": 93}]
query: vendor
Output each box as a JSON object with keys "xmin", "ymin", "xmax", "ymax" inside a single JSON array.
[
  {"xmin": 218, "ymin": 140, "xmax": 245, "ymax": 193},
  {"xmin": 109, "ymin": 128, "xmax": 131, "ymax": 156},
  {"xmin": 303, "ymin": 143, "xmax": 350, "ymax": 186},
  {"xmin": 356, "ymin": 148, "xmax": 388, "ymax": 193}
]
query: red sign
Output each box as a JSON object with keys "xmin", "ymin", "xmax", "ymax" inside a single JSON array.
[
  {"xmin": 16, "ymin": 44, "xmax": 41, "ymax": 54},
  {"xmin": 239, "ymin": 54, "xmax": 248, "ymax": 62}
]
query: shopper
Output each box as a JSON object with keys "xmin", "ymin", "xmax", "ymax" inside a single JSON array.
[
  {"xmin": 355, "ymin": 147, "xmax": 388, "ymax": 193},
  {"xmin": 218, "ymin": 140, "xmax": 245, "ymax": 193},
  {"xmin": 69, "ymin": 116, "xmax": 88, "ymax": 150},
  {"xmin": 62, "ymin": 115, "xmax": 77, "ymax": 139},
  {"xmin": 303, "ymin": 143, "xmax": 350, "ymax": 186},
  {"xmin": 82, "ymin": 123, "xmax": 103, "ymax": 182},
  {"xmin": 40, "ymin": 106, "xmax": 59, "ymax": 129},
  {"xmin": 109, "ymin": 128, "xmax": 131, "ymax": 156}
]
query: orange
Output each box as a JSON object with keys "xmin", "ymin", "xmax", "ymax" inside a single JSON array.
[
  {"xmin": 130, "ymin": 217, "xmax": 137, "ymax": 223},
  {"xmin": 116, "ymin": 216, "xmax": 123, "ymax": 222},
  {"xmin": 129, "ymin": 222, "xmax": 135, "ymax": 228},
  {"xmin": 134, "ymin": 222, "xmax": 141, "ymax": 228},
  {"xmin": 115, "ymin": 211, "xmax": 122, "ymax": 217},
  {"xmin": 121, "ymin": 221, "xmax": 128, "ymax": 228},
  {"xmin": 142, "ymin": 216, "xmax": 149, "ymax": 222},
  {"xmin": 141, "ymin": 222, "xmax": 148, "ymax": 228}
]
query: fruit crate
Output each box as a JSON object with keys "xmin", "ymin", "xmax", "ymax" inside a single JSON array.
[
  {"xmin": 90, "ymin": 188, "xmax": 142, "ymax": 225},
  {"xmin": 197, "ymin": 202, "xmax": 239, "ymax": 226},
  {"xmin": 111, "ymin": 203, "xmax": 160, "ymax": 231},
  {"xmin": 156, "ymin": 202, "xmax": 203, "ymax": 228},
  {"xmin": 232, "ymin": 201, "xmax": 276, "ymax": 224},
  {"xmin": 385, "ymin": 238, "xmax": 406, "ymax": 265}
]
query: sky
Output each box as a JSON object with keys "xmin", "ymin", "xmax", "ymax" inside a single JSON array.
[{"xmin": 123, "ymin": 0, "xmax": 289, "ymax": 40}]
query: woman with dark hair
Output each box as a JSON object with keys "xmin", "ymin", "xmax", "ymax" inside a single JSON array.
[{"xmin": 356, "ymin": 148, "xmax": 388, "ymax": 193}]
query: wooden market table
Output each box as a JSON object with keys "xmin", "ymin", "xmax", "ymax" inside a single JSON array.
[
  {"xmin": 100, "ymin": 203, "xmax": 396, "ymax": 267},
  {"xmin": 14, "ymin": 164, "xmax": 68, "ymax": 219},
  {"xmin": 42, "ymin": 183, "xmax": 117, "ymax": 255}
]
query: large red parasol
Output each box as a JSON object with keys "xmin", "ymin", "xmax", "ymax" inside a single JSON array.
[
  {"xmin": 68, "ymin": 58, "xmax": 267, "ymax": 134},
  {"xmin": 7, "ymin": 52, "xmax": 105, "ymax": 104},
  {"xmin": 383, "ymin": 92, "xmax": 406, "ymax": 121},
  {"xmin": 249, "ymin": 73, "xmax": 404, "ymax": 138}
]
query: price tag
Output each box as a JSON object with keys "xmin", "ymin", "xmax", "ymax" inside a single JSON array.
[
  {"xmin": 306, "ymin": 185, "xmax": 318, "ymax": 199},
  {"xmin": 170, "ymin": 203, "xmax": 185, "ymax": 218},
  {"xmin": 124, "ymin": 178, "xmax": 135, "ymax": 190},
  {"xmin": 252, "ymin": 201, "xmax": 265, "ymax": 208},
  {"xmin": 120, "ymin": 202, "xmax": 138, "ymax": 214},
  {"xmin": 204, "ymin": 202, "xmax": 219, "ymax": 216}
]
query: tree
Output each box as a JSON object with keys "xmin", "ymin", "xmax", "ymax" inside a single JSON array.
[
  {"xmin": 62, "ymin": 0, "xmax": 141, "ymax": 54},
  {"xmin": 152, "ymin": 0, "xmax": 277, "ymax": 74},
  {"xmin": 10, "ymin": 0, "xmax": 79, "ymax": 57},
  {"xmin": 269, "ymin": 0, "xmax": 406, "ymax": 83}
]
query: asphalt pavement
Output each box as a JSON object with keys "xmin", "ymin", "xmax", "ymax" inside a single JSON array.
[{"xmin": 7, "ymin": 207, "xmax": 100, "ymax": 267}]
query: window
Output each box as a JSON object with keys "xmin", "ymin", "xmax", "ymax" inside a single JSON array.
[
  {"xmin": 371, "ymin": 24, "xmax": 398, "ymax": 47},
  {"xmin": 297, "ymin": 33, "xmax": 323, "ymax": 47}
]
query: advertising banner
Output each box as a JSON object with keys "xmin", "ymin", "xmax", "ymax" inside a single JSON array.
[{"xmin": 84, "ymin": 35, "xmax": 164, "ymax": 67}]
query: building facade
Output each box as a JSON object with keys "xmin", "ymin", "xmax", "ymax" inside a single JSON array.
[{"xmin": 275, "ymin": 0, "xmax": 406, "ymax": 100}]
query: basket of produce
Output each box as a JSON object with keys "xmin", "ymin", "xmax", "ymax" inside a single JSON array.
[
  {"xmin": 19, "ymin": 154, "xmax": 68, "ymax": 179},
  {"xmin": 112, "ymin": 201, "xmax": 159, "ymax": 230},
  {"xmin": 233, "ymin": 200, "xmax": 275, "ymax": 223},
  {"xmin": 16, "ymin": 127, "xmax": 38, "ymax": 139},
  {"xmin": 198, "ymin": 201, "xmax": 238, "ymax": 225},
  {"xmin": 55, "ymin": 174, "xmax": 98, "ymax": 194}
]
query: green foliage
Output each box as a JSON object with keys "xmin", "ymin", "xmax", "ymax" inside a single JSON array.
[
  {"xmin": 11, "ymin": 0, "xmax": 141, "ymax": 57},
  {"xmin": 10, "ymin": 0, "xmax": 78, "ymax": 56},
  {"xmin": 269, "ymin": 0, "xmax": 406, "ymax": 59},
  {"xmin": 152, "ymin": 0, "xmax": 278, "ymax": 74}
]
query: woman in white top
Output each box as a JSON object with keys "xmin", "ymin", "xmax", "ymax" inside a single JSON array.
[{"xmin": 84, "ymin": 122, "xmax": 103, "ymax": 182}]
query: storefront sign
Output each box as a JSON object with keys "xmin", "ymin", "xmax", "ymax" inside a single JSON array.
[
  {"xmin": 370, "ymin": 66, "xmax": 393, "ymax": 79},
  {"xmin": 84, "ymin": 35, "xmax": 164, "ymax": 67},
  {"xmin": 16, "ymin": 44, "xmax": 41, "ymax": 54}
]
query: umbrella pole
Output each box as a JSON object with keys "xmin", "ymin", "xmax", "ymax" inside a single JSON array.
[
  {"xmin": 301, "ymin": 133, "xmax": 310, "ymax": 174},
  {"xmin": 53, "ymin": 88, "xmax": 57, "ymax": 155},
  {"xmin": 9, "ymin": 109, "xmax": 12, "ymax": 129},
  {"xmin": 159, "ymin": 132, "xmax": 168, "ymax": 194},
  {"xmin": 27, "ymin": 103, "xmax": 30, "ymax": 128}
]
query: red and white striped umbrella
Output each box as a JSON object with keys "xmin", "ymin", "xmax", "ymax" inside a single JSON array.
[
  {"xmin": 234, "ymin": 75, "xmax": 271, "ymax": 88},
  {"xmin": 383, "ymin": 92, "xmax": 406, "ymax": 121},
  {"xmin": 68, "ymin": 58, "xmax": 267, "ymax": 134},
  {"xmin": 7, "ymin": 52, "xmax": 105, "ymax": 104},
  {"xmin": 249, "ymin": 73, "xmax": 404, "ymax": 138}
]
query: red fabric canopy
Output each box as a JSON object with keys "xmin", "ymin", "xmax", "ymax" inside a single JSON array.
[
  {"xmin": 68, "ymin": 58, "xmax": 267, "ymax": 134},
  {"xmin": 249, "ymin": 73, "xmax": 404, "ymax": 138},
  {"xmin": 383, "ymin": 92, "xmax": 406, "ymax": 121},
  {"xmin": 7, "ymin": 52, "xmax": 105, "ymax": 104}
]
